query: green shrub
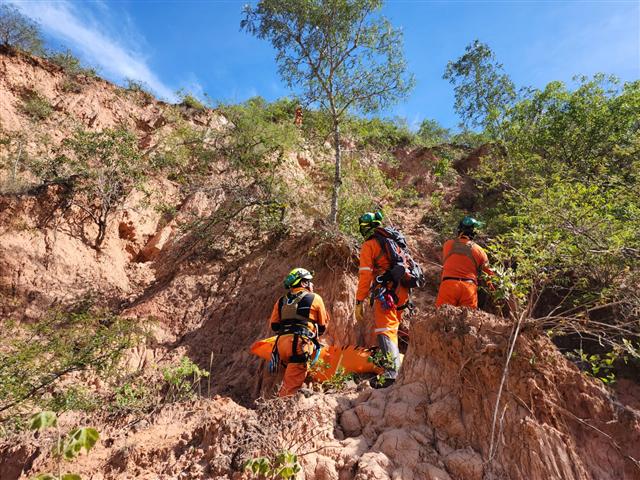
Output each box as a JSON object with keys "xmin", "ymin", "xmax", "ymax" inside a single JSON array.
[
  {"xmin": 335, "ymin": 155, "xmax": 402, "ymax": 237},
  {"xmin": 47, "ymin": 50, "xmax": 97, "ymax": 77},
  {"xmin": 112, "ymin": 382, "xmax": 156, "ymax": 414},
  {"xmin": 46, "ymin": 387, "xmax": 99, "ymax": 414},
  {"xmin": 21, "ymin": 91, "xmax": 53, "ymax": 120},
  {"xmin": 177, "ymin": 89, "xmax": 206, "ymax": 110},
  {"xmin": 243, "ymin": 451, "xmax": 301, "ymax": 480},
  {"xmin": 417, "ymin": 119, "xmax": 451, "ymax": 146},
  {"xmin": 344, "ymin": 116, "xmax": 418, "ymax": 150},
  {"xmin": 60, "ymin": 79, "xmax": 82, "ymax": 93},
  {"xmin": 55, "ymin": 128, "xmax": 146, "ymax": 248},
  {"xmin": 162, "ymin": 357, "xmax": 209, "ymax": 402},
  {"xmin": 0, "ymin": 309, "xmax": 142, "ymax": 426}
]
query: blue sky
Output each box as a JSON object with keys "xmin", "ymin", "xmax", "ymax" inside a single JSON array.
[{"xmin": 9, "ymin": 0, "xmax": 640, "ymax": 130}]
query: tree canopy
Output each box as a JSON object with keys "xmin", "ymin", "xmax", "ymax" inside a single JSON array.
[
  {"xmin": 241, "ymin": 0, "xmax": 414, "ymax": 223},
  {"xmin": 0, "ymin": 4, "xmax": 43, "ymax": 54}
]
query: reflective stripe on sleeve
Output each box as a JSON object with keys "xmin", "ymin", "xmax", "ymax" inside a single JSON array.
[
  {"xmin": 374, "ymin": 327, "xmax": 398, "ymax": 333},
  {"xmin": 359, "ymin": 267, "xmax": 372, "ymax": 271}
]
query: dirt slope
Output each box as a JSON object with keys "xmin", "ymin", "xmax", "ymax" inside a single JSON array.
[{"xmin": 1, "ymin": 49, "xmax": 639, "ymax": 480}]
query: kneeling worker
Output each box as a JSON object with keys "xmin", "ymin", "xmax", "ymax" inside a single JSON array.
[
  {"xmin": 436, "ymin": 216, "xmax": 494, "ymax": 309},
  {"xmin": 269, "ymin": 268, "xmax": 330, "ymax": 397}
]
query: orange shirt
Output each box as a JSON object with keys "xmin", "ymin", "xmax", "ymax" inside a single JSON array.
[
  {"xmin": 356, "ymin": 237, "xmax": 392, "ymax": 302},
  {"xmin": 269, "ymin": 287, "xmax": 330, "ymax": 334},
  {"xmin": 441, "ymin": 236, "xmax": 492, "ymax": 282}
]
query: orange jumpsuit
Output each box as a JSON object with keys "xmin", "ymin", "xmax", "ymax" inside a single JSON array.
[
  {"xmin": 269, "ymin": 287, "xmax": 330, "ymax": 397},
  {"xmin": 435, "ymin": 236, "xmax": 493, "ymax": 309},
  {"xmin": 356, "ymin": 237, "xmax": 409, "ymax": 346}
]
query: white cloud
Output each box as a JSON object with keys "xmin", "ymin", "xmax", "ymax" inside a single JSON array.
[{"xmin": 9, "ymin": 0, "xmax": 176, "ymax": 101}]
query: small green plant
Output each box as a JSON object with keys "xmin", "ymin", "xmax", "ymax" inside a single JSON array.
[
  {"xmin": 28, "ymin": 411, "xmax": 99, "ymax": 480},
  {"xmin": 368, "ymin": 350, "xmax": 396, "ymax": 387},
  {"xmin": 46, "ymin": 387, "xmax": 98, "ymax": 414},
  {"xmin": 177, "ymin": 89, "xmax": 205, "ymax": 110},
  {"xmin": 565, "ymin": 340, "xmax": 640, "ymax": 386},
  {"xmin": 47, "ymin": 50, "xmax": 97, "ymax": 78},
  {"xmin": 60, "ymin": 79, "xmax": 82, "ymax": 93},
  {"xmin": 162, "ymin": 357, "xmax": 209, "ymax": 402},
  {"xmin": 566, "ymin": 349, "xmax": 618, "ymax": 384},
  {"xmin": 321, "ymin": 366, "xmax": 354, "ymax": 391},
  {"xmin": 21, "ymin": 92, "xmax": 53, "ymax": 120},
  {"xmin": 243, "ymin": 450, "xmax": 301, "ymax": 480},
  {"xmin": 112, "ymin": 382, "xmax": 155, "ymax": 414}
]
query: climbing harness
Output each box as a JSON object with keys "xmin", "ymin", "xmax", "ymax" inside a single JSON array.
[{"xmin": 269, "ymin": 290, "xmax": 322, "ymax": 373}]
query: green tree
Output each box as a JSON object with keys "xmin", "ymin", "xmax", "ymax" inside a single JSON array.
[
  {"xmin": 417, "ymin": 119, "xmax": 451, "ymax": 146},
  {"xmin": 241, "ymin": 0, "xmax": 414, "ymax": 224},
  {"xmin": 57, "ymin": 129, "xmax": 145, "ymax": 249},
  {"xmin": 0, "ymin": 4, "xmax": 43, "ymax": 54},
  {"xmin": 444, "ymin": 40, "xmax": 515, "ymax": 136},
  {"xmin": 476, "ymin": 75, "xmax": 640, "ymax": 349}
]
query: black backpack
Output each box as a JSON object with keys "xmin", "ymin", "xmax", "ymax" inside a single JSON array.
[{"xmin": 373, "ymin": 227, "xmax": 425, "ymax": 289}]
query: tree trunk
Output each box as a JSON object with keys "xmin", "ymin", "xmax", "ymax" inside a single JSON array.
[{"xmin": 329, "ymin": 121, "xmax": 342, "ymax": 224}]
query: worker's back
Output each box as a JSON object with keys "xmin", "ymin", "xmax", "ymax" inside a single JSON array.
[{"xmin": 441, "ymin": 237, "xmax": 488, "ymax": 282}]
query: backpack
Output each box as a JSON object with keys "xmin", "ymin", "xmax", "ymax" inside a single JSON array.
[{"xmin": 373, "ymin": 227, "xmax": 425, "ymax": 289}]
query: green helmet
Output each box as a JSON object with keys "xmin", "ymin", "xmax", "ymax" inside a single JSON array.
[
  {"xmin": 284, "ymin": 267, "xmax": 313, "ymax": 289},
  {"xmin": 458, "ymin": 216, "xmax": 485, "ymax": 236},
  {"xmin": 358, "ymin": 211, "xmax": 383, "ymax": 239}
]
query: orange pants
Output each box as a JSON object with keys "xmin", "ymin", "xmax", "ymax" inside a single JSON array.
[
  {"xmin": 435, "ymin": 280, "xmax": 478, "ymax": 308},
  {"xmin": 373, "ymin": 285, "xmax": 409, "ymax": 346},
  {"xmin": 275, "ymin": 334, "xmax": 314, "ymax": 397}
]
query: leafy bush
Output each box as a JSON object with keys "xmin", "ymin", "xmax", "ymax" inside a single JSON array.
[
  {"xmin": 46, "ymin": 387, "xmax": 99, "ymax": 414},
  {"xmin": 60, "ymin": 79, "xmax": 82, "ymax": 93},
  {"xmin": 320, "ymin": 366, "xmax": 354, "ymax": 391},
  {"xmin": 54, "ymin": 128, "xmax": 146, "ymax": 248},
  {"xmin": 21, "ymin": 91, "xmax": 53, "ymax": 120},
  {"xmin": 0, "ymin": 309, "xmax": 142, "ymax": 426},
  {"xmin": 112, "ymin": 382, "xmax": 156, "ymax": 414},
  {"xmin": 162, "ymin": 357, "xmax": 209, "ymax": 402},
  {"xmin": 177, "ymin": 89, "xmax": 206, "ymax": 110},
  {"xmin": 243, "ymin": 451, "xmax": 301, "ymax": 480},
  {"xmin": 344, "ymin": 116, "xmax": 418, "ymax": 150},
  {"xmin": 417, "ymin": 119, "xmax": 451, "ymax": 146},
  {"xmin": 334, "ymin": 154, "xmax": 402, "ymax": 237},
  {"xmin": 47, "ymin": 50, "xmax": 97, "ymax": 78}
]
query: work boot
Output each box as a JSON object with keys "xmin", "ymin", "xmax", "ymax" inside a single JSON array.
[{"xmin": 298, "ymin": 387, "xmax": 314, "ymax": 397}]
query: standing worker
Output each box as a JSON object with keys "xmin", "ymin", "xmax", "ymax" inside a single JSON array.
[
  {"xmin": 354, "ymin": 212, "xmax": 413, "ymax": 388},
  {"xmin": 269, "ymin": 268, "xmax": 330, "ymax": 397},
  {"xmin": 294, "ymin": 105, "xmax": 303, "ymax": 127},
  {"xmin": 436, "ymin": 216, "xmax": 494, "ymax": 309}
]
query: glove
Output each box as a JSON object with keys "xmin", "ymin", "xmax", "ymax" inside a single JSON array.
[{"xmin": 355, "ymin": 302, "xmax": 365, "ymax": 322}]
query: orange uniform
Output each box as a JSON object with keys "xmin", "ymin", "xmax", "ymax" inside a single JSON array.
[
  {"xmin": 357, "ymin": 237, "xmax": 408, "ymax": 346},
  {"xmin": 435, "ymin": 236, "xmax": 493, "ymax": 309},
  {"xmin": 269, "ymin": 287, "xmax": 330, "ymax": 397}
]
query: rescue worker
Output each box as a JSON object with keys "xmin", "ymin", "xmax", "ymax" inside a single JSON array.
[
  {"xmin": 269, "ymin": 267, "xmax": 330, "ymax": 397},
  {"xmin": 435, "ymin": 216, "xmax": 494, "ymax": 309},
  {"xmin": 294, "ymin": 105, "xmax": 303, "ymax": 127},
  {"xmin": 354, "ymin": 212, "xmax": 408, "ymax": 387}
]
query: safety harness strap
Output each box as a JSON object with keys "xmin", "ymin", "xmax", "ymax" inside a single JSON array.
[{"xmin": 443, "ymin": 238, "xmax": 479, "ymax": 271}]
